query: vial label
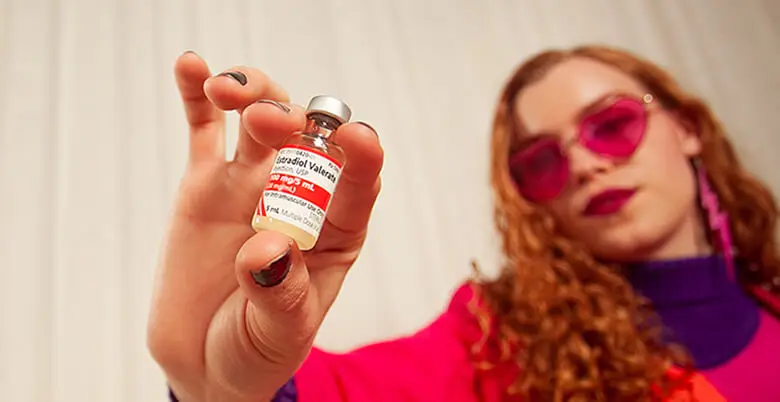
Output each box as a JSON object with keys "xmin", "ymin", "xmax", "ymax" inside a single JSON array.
[{"xmin": 256, "ymin": 144, "xmax": 343, "ymax": 238}]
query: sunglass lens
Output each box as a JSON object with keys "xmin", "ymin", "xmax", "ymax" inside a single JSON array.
[
  {"xmin": 581, "ymin": 98, "xmax": 646, "ymax": 158},
  {"xmin": 509, "ymin": 139, "xmax": 569, "ymax": 201}
]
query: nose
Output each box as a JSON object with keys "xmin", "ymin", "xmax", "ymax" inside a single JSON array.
[{"xmin": 568, "ymin": 143, "xmax": 612, "ymax": 186}]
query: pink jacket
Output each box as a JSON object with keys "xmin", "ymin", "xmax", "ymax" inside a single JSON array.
[
  {"xmin": 295, "ymin": 284, "xmax": 507, "ymax": 402},
  {"xmin": 290, "ymin": 283, "xmax": 780, "ymax": 402}
]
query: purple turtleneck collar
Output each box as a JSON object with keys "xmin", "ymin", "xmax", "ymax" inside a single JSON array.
[{"xmin": 626, "ymin": 255, "xmax": 760, "ymax": 369}]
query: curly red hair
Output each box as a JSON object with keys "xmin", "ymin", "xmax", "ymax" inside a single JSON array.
[{"xmin": 470, "ymin": 45, "xmax": 780, "ymax": 401}]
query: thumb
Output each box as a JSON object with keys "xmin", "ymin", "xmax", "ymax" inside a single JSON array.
[{"xmin": 235, "ymin": 230, "xmax": 322, "ymax": 361}]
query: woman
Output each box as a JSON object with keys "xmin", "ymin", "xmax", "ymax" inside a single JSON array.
[{"xmin": 149, "ymin": 46, "xmax": 780, "ymax": 402}]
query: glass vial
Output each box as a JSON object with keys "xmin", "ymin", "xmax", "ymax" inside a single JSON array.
[{"xmin": 251, "ymin": 95, "xmax": 351, "ymax": 251}]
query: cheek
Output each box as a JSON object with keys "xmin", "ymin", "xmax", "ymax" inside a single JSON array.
[
  {"xmin": 644, "ymin": 156, "xmax": 698, "ymax": 222},
  {"xmin": 635, "ymin": 123, "xmax": 695, "ymax": 188},
  {"xmin": 627, "ymin": 123, "xmax": 699, "ymax": 224}
]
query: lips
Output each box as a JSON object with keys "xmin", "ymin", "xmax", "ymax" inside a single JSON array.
[{"xmin": 583, "ymin": 188, "xmax": 637, "ymax": 216}]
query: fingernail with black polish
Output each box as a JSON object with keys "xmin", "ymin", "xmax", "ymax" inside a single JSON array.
[
  {"xmin": 251, "ymin": 249, "xmax": 292, "ymax": 287},
  {"xmin": 356, "ymin": 121, "xmax": 378, "ymax": 137},
  {"xmin": 255, "ymin": 99, "xmax": 291, "ymax": 113},
  {"xmin": 218, "ymin": 71, "xmax": 248, "ymax": 86}
]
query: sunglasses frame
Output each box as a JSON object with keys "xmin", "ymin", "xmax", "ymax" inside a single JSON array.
[{"xmin": 509, "ymin": 93, "xmax": 656, "ymax": 202}]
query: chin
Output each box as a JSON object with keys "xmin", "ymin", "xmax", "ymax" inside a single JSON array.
[
  {"xmin": 582, "ymin": 217, "xmax": 669, "ymax": 263},
  {"xmin": 589, "ymin": 238, "xmax": 649, "ymax": 263}
]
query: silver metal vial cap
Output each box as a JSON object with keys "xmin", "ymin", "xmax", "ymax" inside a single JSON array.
[{"xmin": 306, "ymin": 95, "xmax": 352, "ymax": 124}]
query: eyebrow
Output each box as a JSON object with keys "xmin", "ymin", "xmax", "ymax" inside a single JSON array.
[
  {"xmin": 575, "ymin": 91, "xmax": 625, "ymax": 121},
  {"xmin": 522, "ymin": 90, "xmax": 634, "ymax": 139}
]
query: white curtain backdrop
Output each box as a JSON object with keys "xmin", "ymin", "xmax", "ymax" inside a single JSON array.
[{"xmin": 2, "ymin": 0, "xmax": 779, "ymax": 400}]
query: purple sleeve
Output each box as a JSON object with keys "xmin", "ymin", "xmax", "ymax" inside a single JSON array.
[
  {"xmin": 167, "ymin": 378, "xmax": 298, "ymax": 401},
  {"xmin": 270, "ymin": 377, "xmax": 299, "ymax": 401}
]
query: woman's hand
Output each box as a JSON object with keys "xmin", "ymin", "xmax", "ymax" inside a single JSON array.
[{"xmin": 146, "ymin": 51, "xmax": 383, "ymax": 402}]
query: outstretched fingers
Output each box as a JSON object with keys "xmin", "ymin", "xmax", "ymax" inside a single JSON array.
[
  {"xmin": 174, "ymin": 51, "xmax": 226, "ymax": 164},
  {"xmin": 203, "ymin": 66, "xmax": 296, "ymax": 165},
  {"xmin": 238, "ymin": 100, "xmax": 307, "ymax": 164}
]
